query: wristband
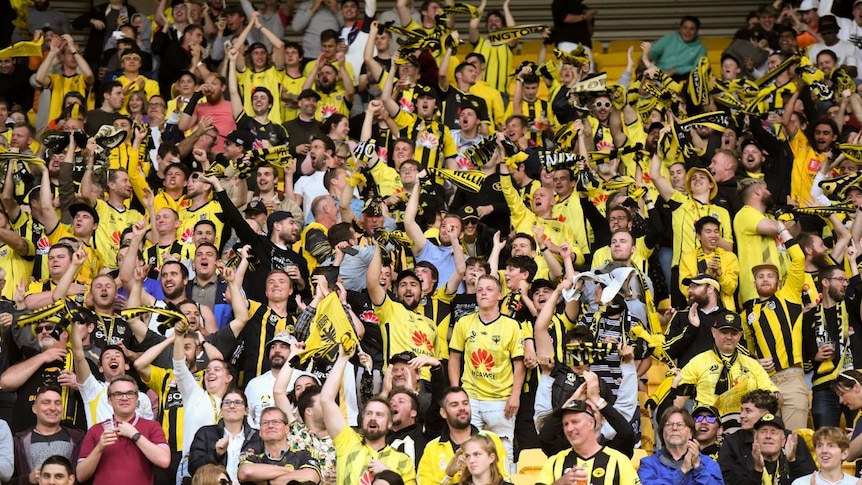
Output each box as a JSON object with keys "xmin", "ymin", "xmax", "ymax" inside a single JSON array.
[{"xmin": 183, "ymin": 91, "xmax": 204, "ymax": 116}]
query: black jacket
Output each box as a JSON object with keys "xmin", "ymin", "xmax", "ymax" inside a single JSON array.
[
  {"xmin": 188, "ymin": 420, "xmax": 263, "ymax": 477},
  {"xmin": 717, "ymin": 428, "xmax": 816, "ymax": 485}
]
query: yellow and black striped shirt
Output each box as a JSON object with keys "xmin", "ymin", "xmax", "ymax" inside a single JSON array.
[
  {"xmin": 142, "ymin": 365, "xmax": 205, "ymax": 452},
  {"xmin": 741, "ymin": 243, "xmax": 805, "ymax": 373},
  {"xmin": 238, "ymin": 300, "xmax": 295, "ymax": 387},
  {"xmin": 392, "ymin": 111, "xmax": 457, "ymax": 173}
]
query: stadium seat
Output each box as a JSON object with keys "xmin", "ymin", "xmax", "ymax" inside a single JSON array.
[
  {"xmin": 607, "ymin": 39, "xmax": 642, "ymax": 54},
  {"xmin": 701, "ymin": 37, "xmax": 732, "ymax": 50},
  {"xmin": 517, "ymin": 448, "xmax": 548, "ymax": 473},
  {"xmin": 512, "ymin": 473, "xmax": 537, "ymax": 485},
  {"xmin": 631, "ymin": 448, "xmax": 652, "ymax": 470}
]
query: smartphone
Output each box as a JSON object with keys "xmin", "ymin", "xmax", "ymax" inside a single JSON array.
[
  {"xmin": 312, "ymin": 266, "xmax": 339, "ymax": 290},
  {"xmin": 112, "ymin": 30, "xmax": 125, "ymax": 39}
]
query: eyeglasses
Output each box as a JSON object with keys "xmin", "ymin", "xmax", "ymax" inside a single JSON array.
[
  {"xmin": 222, "ymin": 399, "xmax": 244, "ymax": 408},
  {"xmin": 36, "ymin": 324, "xmax": 56, "ymax": 334},
  {"xmin": 148, "ymin": 102, "xmax": 166, "ymax": 108},
  {"xmin": 190, "ymin": 172, "xmax": 202, "ymax": 179},
  {"xmin": 825, "ymin": 277, "xmax": 849, "ymax": 283},
  {"xmin": 664, "ymin": 421, "xmax": 687, "ymax": 429},
  {"xmin": 608, "ymin": 216, "xmax": 627, "ymax": 222},
  {"xmin": 400, "ymin": 167, "xmax": 418, "ymax": 174},
  {"xmin": 594, "ymin": 101, "xmax": 612, "ymax": 109},
  {"xmin": 109, "ymin": 391, "xmax": 138, "ymax": 400},
  {"xmin": 260, "ymin": 419, "xmax": 286, "ymax": 427},
  {"xmin": 694, "ymin": 415, "xmax": 717, "ymax": 424}
]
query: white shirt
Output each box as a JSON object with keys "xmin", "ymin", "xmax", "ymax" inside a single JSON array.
[
  {"xmin": 293, "ymin": 170, "xmax": 328, "ymax": 222},
  {"xmin": 174, "ymin": 358, "xmax": 221, "ymax": 455},
  {"xmin": 808, "ymin": 40, "xmax": 859, "ymax": 68},
  {"xmin": 245, "ymin": 369, "xmax": 315, "ymax": 428},
  {"xmin": 792, "ymin": 472, "xmax": 858, "ymax": 485},
  {"xmin": 78, "ymin": 374, "xmax": 154, "ymax": 428},
  {"xmin": 224, "ymin": 427, "xmax": 246, "ymax": 484}
]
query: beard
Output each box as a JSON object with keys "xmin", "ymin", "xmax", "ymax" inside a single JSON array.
[
  {"xmin": 761, "ymin": 193, "xmax": 775, "ymax": 213},
  {"xmin": 828, "ymin": 285, "xmax": 845, "ymax": 302},
  {"xmin": 362, "ymin": 425, "xmax": 388, "ymax": 441},
  {"xmin": 811, "ymin": 253, "xmax": 831, "ymax": 271},
  {"xmin": 688, "ymin": 293, "xmax": 710, "ymax": 308}
]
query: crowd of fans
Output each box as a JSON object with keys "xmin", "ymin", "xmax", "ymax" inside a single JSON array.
[{"xmin": 3, "ymin": 0, "xmax": 862, "ymax": 484}]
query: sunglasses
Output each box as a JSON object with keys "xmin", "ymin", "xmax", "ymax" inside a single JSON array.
[
  {"xmin": 694, "ymin": 415, "xmax": 717, "ymax": 424},
  {"xmin": 594, "ymin": 101, "xmax": 611, "ymax": 109},
  {"xmin": 36, "ymin": 324, "xmax": 56, "ymax": 334}
]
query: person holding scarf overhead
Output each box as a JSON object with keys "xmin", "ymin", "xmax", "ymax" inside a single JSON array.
[{"xmin": 803, "ymin": 243, "xmax": 862, "ymax": 429}]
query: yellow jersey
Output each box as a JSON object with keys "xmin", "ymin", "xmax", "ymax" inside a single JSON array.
[
  {"xmin": 332, "ymin": 427, "xmax": 416, "ymax": 485},
  {"xmin": 237, "ymin": 66, "xmax": 287, "ymax": 124},
  {"xmin": 93, "ymin": 199, "xmax": 144, "ymax": 269},
  {"xmin": 449, "ymin": 312, "xmax": 524, "ymax": 401},
  {"xmin": 733, "ymin": 205, "xmax": 789, "ymax": 305}
]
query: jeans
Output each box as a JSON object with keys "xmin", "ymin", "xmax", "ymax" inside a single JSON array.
[
  {"xmin": 470, "ymin": 397, "xmax": 515, "ymax": 469},
  {"xmin": 812, "ymin": 387, "xmax": 842, "ymax": 429},
  {"xmin": 657, "ymin": 247, "xmax": 673, "ymax": 295}
]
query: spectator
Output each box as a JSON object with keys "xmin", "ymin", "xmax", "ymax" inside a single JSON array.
[{"xmin": 646, "ymin": 16, "xmax": 707, "ymax": 77}]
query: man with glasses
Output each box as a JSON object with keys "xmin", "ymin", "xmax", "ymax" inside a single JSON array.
[
  {"xmin": 637, "ymin": 407, "xmax": 723, "ymax": 484},
  {"xmin": 237, "ymin": 407, "xmax": 320, "ymax": 484},
  {"xmin": 804, "ymin": 260, "xmax": 862, "ymax": 428},
  {"xmin": 76, "ymin": 375, "xmax": 170, "ymax": 485}
]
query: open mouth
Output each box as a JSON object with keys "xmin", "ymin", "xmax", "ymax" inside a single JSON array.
[{"xmin": 109, "ymin": 362, "xmax": 120, "ymax": 370}]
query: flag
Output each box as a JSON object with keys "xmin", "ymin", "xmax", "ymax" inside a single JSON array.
[
  {"xmin": 0, "ymin": 37, "xmax": 43, "ymax": 60},
  {"xmin": 292, "ymin": 292, "xmax": 359, "ymax": 366},
  {"xmin": 442, "ymin": 2, "xmax": 481, "ymax": 19}
]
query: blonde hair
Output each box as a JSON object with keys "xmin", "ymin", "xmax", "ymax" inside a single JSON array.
[
  {"xmin": 191, "ymin": 464, "xmax": 228, "ymax": 485},
  {"xmin": 457, "ymin": 434, "xmax": 503, "ymax": 485}
]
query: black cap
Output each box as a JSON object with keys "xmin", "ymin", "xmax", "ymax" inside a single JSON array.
[
  {"xmin": 553, "ymin": 399, "xmax": 594, "ymax": 418},
  {"xmin": 713, "ymin": 313, "xmax": 743, "ymax": 332},
  {"xmin": 753, "ymin": 413, "xmax": 785, "ymax": 431},
  {"xmin": 413, "ymin": 84, "xmax": 438, "ymax": 101},
  {"xmin": 456, "ymin": 205, "xmax": 479, "ymax": 221},
  {"xmin": 395, "ymin": 269, "xmax": 421, "ymax": 286},
  {"xmin": 171, "ymin": 0, "xmax": 184, "ymax": 7},
  {"xmin": 244, "ymin": 199, "xmax": 268, "ymax": 216},
  {"xmin": 529, "ymin": 278, "xmax": 556, "ymax": 299},
  {"xmin": 692, "ymin": 404, "xmax": 720, "ymax": 418},
  {"xmin": 266, "ymin": 211, "xmax": 293, "ymax": 235},
  {"xmin": 298, "ymin": 89, "xmax": 321, "ymax": 101},
  {"xmin": 252, "ymin": 86, "xmax": 274, "ymax": 105},
  {"xmin": 458, "ymin": 96, "xmax": 488, "ymax": 120},
  {"xmin": 390, "ymin": 351, "xmax": 416, "ymax": 364},
  {"xmin": 223, "ymin": 130, "xmax": 255, "ymax": 148},
  {"xmin": 681, "ymin": 273, "xmax": 720, "ymax": 292},
  {"xmin": 69, "ymin": 202, "xmax": 100, "ymax": 224},
  {"xmin": 362, "ymin": 198, "xmax": 384, "ymax": 217},
  {"xmin": 819, "ymin": 15, "xmax": 840, "ymax": 33}
]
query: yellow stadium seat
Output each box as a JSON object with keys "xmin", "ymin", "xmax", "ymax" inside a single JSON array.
[
  {"xmin": 607, "ymin": 39, "xmax": 642, "ymax": 54},
  {"xmin": 631, "ymin": 448, "xmax": 652, "ymax": 470},
  {"xmin": 512, "ymin": 473, "xmax": 536, "ymax": 485},
  {"xmin": 647, "ymin": 362, "xmax": 670, "ymax": 386},
  {"xmin": 701, "ymin": 37, "xmax": 732, "ymax": 50},
  {"xmin": 517, "ymin": 448, "xmax": 547, "ymax": 473}
]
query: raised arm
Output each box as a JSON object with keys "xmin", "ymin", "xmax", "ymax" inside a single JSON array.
[
  {"xmin": 380, "ymin": 54, "xmax": 401, "ymax": 117},
  {"xmin": 320, "ymin": 345, "xmax": 353, "ymax": 439},
  {"xmin": 366, "ymin": 244, "xmax": 386, "ymax": 305},
  {"xmin": 70, "ymin": 288, "xmax": 93, "ymax": 386},
  {"xmin": 445, "ymin": 233, "xmax": 466, "ymax": 295},
  {"xmin": 227, "ymin": 48, "xmax": 244, "ymax": 118},
  {"xmin": 403, "ymin": 182, "xmax": 428, "ymax": 254},
  {"xmin": 133, "ymin": 334, "xmax": 174, "ymax": 381},
  {"xmin": 468, "ymin": 0, "xmax": 486, "ymax": 44},
  {"xmin": 35, "ymin": 36, "xmax": 63, "ymax": 88},
  {"xmin": 222, "ymin": 265, "xmax": 251, "ymax": 338},
  {"xmin": 395, "ymin": 0, "xmax": 413, "ymax": 26},
  {"xmin": 649, "ymin": 151, "xmax": 675, "ymax": 202}
]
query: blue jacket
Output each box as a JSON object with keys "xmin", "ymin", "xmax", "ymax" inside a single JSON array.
[{"xmin": 638, "ymin": 448, "xmax": 725, "ymax": 485}]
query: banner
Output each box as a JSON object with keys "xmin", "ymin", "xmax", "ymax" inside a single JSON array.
[
  {"xmin": 489, "ymin": 24, "xmax": 545, "ymax": 46},
  {"xmin": 0, "ymin": 37, "xmax": 43, "ymax": 60}
]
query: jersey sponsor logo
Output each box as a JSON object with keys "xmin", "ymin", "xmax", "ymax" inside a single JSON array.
[
  {"xmin": 36, "ymin": 236, "xmax": 51, "ymax": 254},
  {"xmin": 417, "ymin": 132, "xmax": 440, "ymax": 149},
  {"xmin": 808, "ymin": 158, "xmax": 820, "ymax": 171},
  {"xmin": 111, "ymin": 230, "xmax": 122, "ymax": 246},
  {"xmin": 400, "ymin": 98, "xmax": 415, "ymax": 113},
  {"xmin": 412, "ymin": 331, "xmax": 433, "ymax": 352},
  {"xmin": 180, "ymin": 227, "xmax": 194, "ymax": 244},
  {"xmin": 470, "ymin": 348, "xmax": 495, "ymax": 370},
  {"xmin": 359, "ymin": 310, "xmax": 379, "ymax": 324},
  {"xmin": 359, "ymin": 470, "xmax": 374, "ymax": 485},
  {"xmin": 321, "ymin": 105, "xmax": 339, "ymax": 119}
]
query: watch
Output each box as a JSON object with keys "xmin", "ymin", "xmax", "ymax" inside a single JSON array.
[{"xmin": 131, "ymin": 432, "xmax": 142, "ymax": 443}]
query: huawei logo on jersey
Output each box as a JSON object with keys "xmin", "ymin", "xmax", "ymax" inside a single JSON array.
[
  {"xmin": 321, "ymin": 105, "xmax": 338, "ymax": 119},
  {"xmin": 456, "ymin": 156, "xmax": 474, "ymax": 171},
  {"xmin": 412, "ymin": 331, "xmax": 433, "ymax": 352},
  {"xmin": 359, "ymin": 310, "xmax": 379, "ymax": 324},
  {"xmin": 359, "ymin": 470, "xmax": 374, "ymax": 485},
  {"xmin": 417, "ymin": 132, "xmax": 439, "ymax": 149},
  {"xmin": 400, "ymin": 98, "xmax": 415, "ymax": 113},
  {"xmin": 180, "ymin": 227, "xmax": 194, "ymax": 245},
  {"xmin": 470, "ymin": 349, "xmax": 495, "ymax": 370},
  {"xmin": 111, "ymin": 231, "xmax": 122, "ymax": 246},
  {"xmin": 36, "ymin": 236, "xmax": 51, "ymax": 254},
  {"xmin": 597, "ymin": 139, "xmax": 614, "ymax": 151}
]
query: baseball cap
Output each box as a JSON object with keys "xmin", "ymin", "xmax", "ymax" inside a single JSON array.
[
  {"xmin": 362, "ymin": 198, "xmax": 384, "ymax": 217},
  {"xmin": 413, "ymin": 84, "xmax": 438, "ymax": 101},
  {"xmin": 753, "ymin": 413, "xmax": 785, "ymax": 431},
  {"xmin": 855, "ymin": 0, "xmax": 862, "ymax": 6},
  {"xmin": 266, "ymin": 211, "xmax": 293, "ymax": 235},
  {"xmin": 456, "ymin": 205, "xmax": 479, "ymax": 221},
  {"xmin": 751, "ymin": 261, "xmax": 780, "ymax": 276},
  {"xmin": 682, "ymin": 274, "xmax": 720, "ymax": 292},
  {"xmin": 390, "ymin": 351, "xmax": 416, "ymax": 365},
  {"xmin": 799, "ymin": 0, "xmax": 819, "ymax": 10},
  {"xmin": 529, "ymin": 279, "xmax": 556, "ymax": 299},
  {"xmin": 244, "ymin": 199, "xmax": 267, "ymax": 216},
  {"xmin": 553, "ymin": 399, "xmax": 595, "ymax": 418},
  {"xmin": 713, "ymin": 313, "xmax": 743, "ymax": 332},
  {"xmin": 265, "ymin": 330, "xmax": 296, "ymax": 350},
  {"xmin": 298, "ymin": 89, "xmax": 321, "ymax": 101},
  {"xmin": 223, "ymin": 130, "xmax": 255, "ymax": 148},
  {"xmin": 819, "ymin": 15, "xmax": 840, "ymax": 33},
  {"xmin": 692, "ymin": 404, "xmax": 720, "ymax": 418},
  {"xmin": 69, "ymin": 202, "xmax": 100, "ymax": 224},
  {"xmin": 395, "ymin": 269, "xmax": 421, "ymax": 286},
  {"xmin": 248, "ymin": 42, "xmax": 268, "ymax": 53}
]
